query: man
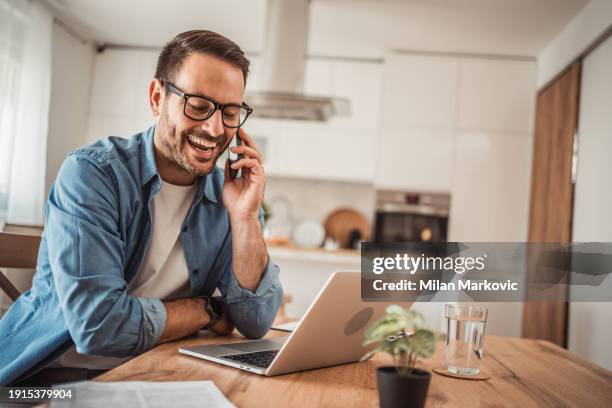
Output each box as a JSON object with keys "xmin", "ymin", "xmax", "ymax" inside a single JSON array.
[{"xmin": 0, "ymin": 30, "xmax": 283, "ymax": 386}]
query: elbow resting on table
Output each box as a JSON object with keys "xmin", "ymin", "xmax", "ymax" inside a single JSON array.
[
  {"xmin": 231, "ymin": 286, "xmax": 284, "ymax": 340},
  {"xmin": 68, "ymin": 310, "xmax": 151, "ymax": 357},
  {"xmin": 64, "ymin": 294, "xmax": 165, "ymax": 357},
  {"xmin": 235, "ymin": 320, "xmax": 270, "ymax": 340},
  {"xmin": 72, "ymin": 329, "xmax": 134, "ymax": 357}
]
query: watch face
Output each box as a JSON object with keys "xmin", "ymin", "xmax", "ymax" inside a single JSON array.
[{"xmin": 210, "ymin": 298, "xmax": 223, "ymax": 316}]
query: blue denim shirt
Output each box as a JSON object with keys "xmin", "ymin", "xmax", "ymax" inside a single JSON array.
[{"xmin": 0, "ymin": 126, "xmax": 283, "ymax": 385}]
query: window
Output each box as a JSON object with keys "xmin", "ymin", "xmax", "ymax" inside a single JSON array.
[{"xmin": 0, "ymin": 0, "xmax": 29, "ymax": 222}]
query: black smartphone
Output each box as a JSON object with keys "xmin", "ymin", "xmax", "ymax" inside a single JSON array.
[{"xmin": 228, "ymin": 132, "xmax": 243, "ymax": 179}]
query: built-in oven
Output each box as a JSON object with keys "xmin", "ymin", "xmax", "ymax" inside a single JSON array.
[{"xmin": 373, "ymin": 190, "xmax": 450, "ymax": 243}]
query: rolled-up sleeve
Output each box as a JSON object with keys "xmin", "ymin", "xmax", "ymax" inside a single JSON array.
[
  {"xmin": 221, "ymin": 258, "xmax": 283, "ymax": 339},
  {"xmin": 47, "ymin": 154, "xmax": 166, "ymax": 357},
  {"xmin": 217, "ymin": 213, "xmax": 283, "ymax": 339},
  {"xmin": 133, "ymin": 297, "xmax": 167, "ymax": 352}
]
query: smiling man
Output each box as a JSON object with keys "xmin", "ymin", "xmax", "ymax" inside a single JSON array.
[{"xmin": 0, "ymin": 30, "xmax": 283, "ymax": 386}]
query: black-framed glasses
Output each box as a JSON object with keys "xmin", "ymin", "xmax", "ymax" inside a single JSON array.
[{"xmin": 162, "ymin": 80, "xmax": 253, "ymax": 128}]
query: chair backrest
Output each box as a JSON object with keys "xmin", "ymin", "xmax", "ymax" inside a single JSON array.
[
  {"xmin": 0, "ymin": 232, "xmax": 41, "ymax": 301},
  {"xmin": 3, "ymin": 223, "xmax": 44, "ymax": 235}
]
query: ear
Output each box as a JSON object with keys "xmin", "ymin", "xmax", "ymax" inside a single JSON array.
[{"xmin": 149, "ymin": 79, "xmax": 163, "ymax": 117}]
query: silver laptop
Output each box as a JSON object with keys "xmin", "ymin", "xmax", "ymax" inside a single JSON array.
[{"xmin": 179, "ymin": 271, "xmax": 412, "ymax": 376}]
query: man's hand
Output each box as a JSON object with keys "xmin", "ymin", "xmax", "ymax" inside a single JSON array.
[
  {"xmin": 210, "ymin": 300, "xmax": 234, "ymax": 334},
  {"xmin": 221, "ymin": 127, "xmax": 269, "ymax": 292},
  {"xmin": 222, "ymin": 128, "xmax": 265, "ymax": 220},
  {"xmin": 158, "ymin": 298, "xmax": 234, "ymax": 343}
]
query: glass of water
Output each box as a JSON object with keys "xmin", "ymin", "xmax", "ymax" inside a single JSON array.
[{"xmin": 445, "ymin": 304, "xmax": 488, "ymax": 376}]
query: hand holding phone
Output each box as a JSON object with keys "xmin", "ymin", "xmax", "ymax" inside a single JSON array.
[
  {"xmin": 222, "ymin": 128, "xmax": 266, "ymax": 220},
  {"xmin": 228, "ymin": 132, "xmax": 243, "ymax": 179}
]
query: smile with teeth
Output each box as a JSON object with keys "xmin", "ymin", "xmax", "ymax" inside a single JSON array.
[{"xmin": 187, "ymin": 135, "xmax": 217, "ymax": 151}]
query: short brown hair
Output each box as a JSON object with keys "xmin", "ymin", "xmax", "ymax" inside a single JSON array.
[{"xmin": 155, "ymin": 30, "xmax": 250, "ymax": 86}]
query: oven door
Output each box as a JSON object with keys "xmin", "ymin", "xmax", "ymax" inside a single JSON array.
[{"xmin": 374, "ymin": 212, "xmax": 448, "ymax": 243}]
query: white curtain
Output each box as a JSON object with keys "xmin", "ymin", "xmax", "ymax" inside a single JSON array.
[
  {"xmin": 0, "ymin": 0, "xmax": 51, "ymax": 226},
  {"xmin": 0, "ymin": 0, "xmax": 52, "ymax": 314},
  {"xmin": 0, "ymin": 0, "xmax": 28, "ymax": 224}
]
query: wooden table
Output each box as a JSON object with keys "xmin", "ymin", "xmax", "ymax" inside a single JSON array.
[{"xmin": 98, "ymin": 329, "xmax": 612, "ymax": 407}]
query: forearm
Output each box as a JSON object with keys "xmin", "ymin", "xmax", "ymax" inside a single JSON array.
[
  {"xmin": 158, "ymin": 298, "xmax": 233, "ymax": 343},
  {"xmin": 230, "ymin": 214, "xmax": 268, "ymax": 291}
]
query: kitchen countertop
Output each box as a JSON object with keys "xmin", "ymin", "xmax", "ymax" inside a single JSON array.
[{"xmin": 267, "ymin": 243, "xmax": 361, "ymax": 265}]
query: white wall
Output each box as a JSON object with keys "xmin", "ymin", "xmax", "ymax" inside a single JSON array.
[
  {"xmin": 46, "ymin": 23, "xmax": 95, "ymax": 194},
  {"xmin": 569, "ymin": 35, "xmax": 612, "ymax": 371},
  {"xmin": 265, "ymin": 176, "xmax": 375, "ymax": 226},
  {"xmin": 537, "ymin": 0, "xmax": 612, "ymax": 87},
  {"xmin": 534, "ymin": 0, "xmax": 612, "ymax": 370},
  {"xmin": 86, "ymin": 49, "xmax": 157, "ymax": 143}
]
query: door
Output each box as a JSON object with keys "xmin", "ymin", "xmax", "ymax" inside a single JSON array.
[{"xmin": 521, "ymin": 64, "xmax": 581, "ymax": 347}]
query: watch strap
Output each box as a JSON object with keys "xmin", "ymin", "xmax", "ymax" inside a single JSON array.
[{"xmin": 200, "ymin": 296, "xmax": 221, "ymax": 330}]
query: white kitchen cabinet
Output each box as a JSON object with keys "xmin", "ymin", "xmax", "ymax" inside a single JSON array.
[
  {"xmin": 269, "ymin": 246, "xmax": 360, "ymax": 317},
  {"xmin": 375, "ymin": 125, "xmax": 455, "ymax": 192},
  {"xmin": 304, "ymin": 58, "xmax": 383, "ymax": 131},
  {"xmin": 244, "ymin": 54, "xmax": 262, "ymax": 93},
  {"xmin": 457, "ymin": 59, "xmax": 536, "ymax": 133},
  {"xmin": 303, "ymin": 58, "xmax": 334, "ymax": 95},
  {"xmin": 328, "ymin": 60, "xmax": 383, "ymax": 131},
  {"xmin": 380, "ymin": 54, "xmax": 459, "ymax": 129},
  {"xmin": 264, "ymin": 58, "xmax": 381, "ymax": 182},
  {"xmin": 448, "ymin": 131, "xmax": 532, "ymax": 241},
  {"xmin": 243, "ymin": 118, "xmax": 282, "ymax": 174},
  {"xmin": 375, "ymin": 53, "xmax": 458, "ymax": 191},
  {"xmin": 276, "ymin": 121, "xmax": 375, "ymax": 182},
  {"xmin": 376, "ymin": 53, "xmax": 535, "ymax": 203}
]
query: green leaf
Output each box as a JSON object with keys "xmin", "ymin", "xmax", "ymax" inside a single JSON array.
[
  {"xmin": 362, "ymin": 304, "xmax": 437, "ymax": 369},
  {"xmin": 406, "ymin": 329, "xmax": 436, "ymax": 358},
  {"xmin": 364, "ymin": 316, "xmax": 405, "ymax": 341}
]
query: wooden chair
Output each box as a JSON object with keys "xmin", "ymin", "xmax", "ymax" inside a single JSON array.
[
  {"xmin": 0, "ymin": 232, "xmax": 41, "ymax": 301},
  {"xmin": 3, "ymin": 223, "xmax": 44, "ymax": 235}
]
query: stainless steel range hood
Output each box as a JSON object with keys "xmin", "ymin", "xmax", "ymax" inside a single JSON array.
[{"xmin": 247, "ymin": 0, "xmax": 350, "ymax": 122}]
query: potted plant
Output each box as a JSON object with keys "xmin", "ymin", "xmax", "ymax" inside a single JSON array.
[{"xmin": 362, "ymin": 305, "xmax": 436, "ymax": 408}]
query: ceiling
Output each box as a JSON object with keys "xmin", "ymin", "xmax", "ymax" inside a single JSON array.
[
  {"xmin": 47, "ymin": 0, "xmax": 590, "ymax": 57},
  {"xmin": 47, "ymin": 0, "xmax": 268, "ymax": 53}
]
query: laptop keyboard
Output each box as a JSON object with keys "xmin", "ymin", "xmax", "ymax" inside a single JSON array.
[{"xmin": 221, "ymin": 349, "xmax": 279, "ymax": 369}]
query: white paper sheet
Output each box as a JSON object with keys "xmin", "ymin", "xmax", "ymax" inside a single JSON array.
[{"xmin": 51, "ymin": 380, "xmax": 235, "ymax": 408}]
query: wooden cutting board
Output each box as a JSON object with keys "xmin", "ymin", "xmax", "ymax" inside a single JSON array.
[{"xmin": 323, "ymin": 208, "xmax": 370, "ymax": 249}]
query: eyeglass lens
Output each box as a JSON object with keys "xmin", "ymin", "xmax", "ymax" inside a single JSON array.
[{"xmin": 185, "ymin": 96, "xmax": 248, "ymax": 128}]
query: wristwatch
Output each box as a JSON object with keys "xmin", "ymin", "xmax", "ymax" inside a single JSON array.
[{"xmin": 200, "ymin": 296, "xmax": 224, "ymax": 330}]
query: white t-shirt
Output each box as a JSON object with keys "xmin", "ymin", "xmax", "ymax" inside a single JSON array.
[
  {"xmin": 127, "ymin": 181, "xmax": 196, "ymax": 299},
  {"xmin": 54, "ymin": 180, "xmax": 196, "ymax": 369}
]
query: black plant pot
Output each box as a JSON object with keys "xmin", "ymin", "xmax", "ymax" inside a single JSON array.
[{"xmin": 376, "ymin": 366, "xmax": 431, "ymax": 408}]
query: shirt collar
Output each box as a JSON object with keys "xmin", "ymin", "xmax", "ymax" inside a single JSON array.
[
  {"xmin": 140, "ymin": 125, "xmax": 218, "ymax": 204},
  {"xmin": 196, "ymin": 172, "xmax": 219, "ymax": 204},
  {"xmin": 140, "ymin": 126, "xmax": 158, "ymax": 186}
]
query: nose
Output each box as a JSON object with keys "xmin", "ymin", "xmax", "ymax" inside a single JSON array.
[{"xmin": 200, "ymin": 109, "xmax": 225, "ymax": 138}]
